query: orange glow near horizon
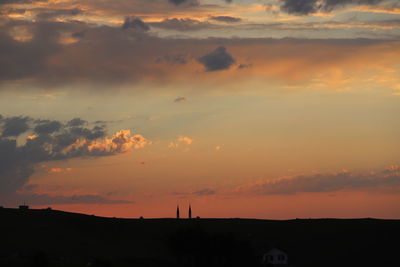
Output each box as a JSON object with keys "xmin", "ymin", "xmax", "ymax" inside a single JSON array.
[{"xmin": 31, "ymin": 191, "xmax": 400, "ymax": 219}]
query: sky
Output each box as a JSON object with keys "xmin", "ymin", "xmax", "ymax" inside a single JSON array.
[{"xmin": 0, "ymin": 0, "xmax": 399, "ymax": 219}]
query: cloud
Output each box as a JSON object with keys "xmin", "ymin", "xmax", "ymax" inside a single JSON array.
[
  {"xmin": 280, "ymin": 0, "xmax": 385, "ymax": 15},
  {"xmin": 67, "ymin": 118, "xmax": 87, "ymax": 127},
  {"xmin": 168, "ymin": 142, "xmax": 179, "ymax": 149},
  {"xmin": 0, "ymin": 16, "xmax": 399, "ymax": 89},
  {"xmin": 168, "ymin": 135, "xmax": 193, "ymax": 148},
  {"xmin": 198, "ymin": 46, "xmax": 235, "ymax": 71},
  {"xmin": 210, "ymin": 16, "xmax": 241, "ymax": 23},
  {"xmin": 238, "ymin": 63, "xmax": 252, "ymax": 69},
  {"xmin": 238, "ymin": 166, "xmax": 400, "ymax": 195},
  {"xmin": 47, "ymin": 167, "xmax": 72, "ymax": 173},
  {"xmin": 36, "ymin": 8, "xmax": 82, "ymax": 20},
  {"xmin": 0, "ymin": 0, "xmax": 47, "ymax": 5},
  {"xmin": 74, "ymin": 129, "xmax": 149, "ymax": 156},
  {"xmin": 192, "ymin": 188, "xmax": 216, "ymax": 196},
  {"xmin": 173, "ymin": 187, "xmax": 217, "ymax": 197},
  {"xmin": 122, "ymin": 17, "xmax": 150, "ymax": 31},
  {"xmin": 150, "ymin": 18, "xmax": 211, "ymax": 31},
  {"xmin": 168, "ymin": 0, "xmax": 198, "ymax": 6},
  {"xmin": 34, "ymin": 120, "xmax": 62, "ymax": 135},
  {"xmin": 0, "ymin": 8, "xmax": 26, "ymax": 16},
  {"xmin": 0, "ymin": 116, "xmax": 30, "ymax": 137},
  {"xmin": 177, "ymin": 136, "xmax": 193, "ymax": 145},
  {"xmin": 174, "ymin": 96, "xmax": 187, "ymax": 102},
  {"xmin": 156, "ymin": 54, "xmax": 188, "ymax": 65},
  {"xmin": 0, "ymin": 115, "xmax": 149, "ymax": 197},
  {"xmin": 7, "ymin": 193, "xmax": 131, "ymax": 205}
]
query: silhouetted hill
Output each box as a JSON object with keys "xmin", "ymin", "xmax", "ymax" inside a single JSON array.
[{"xmin": 1, "ymin": 207, "xmax": 399, "ymax": 267}]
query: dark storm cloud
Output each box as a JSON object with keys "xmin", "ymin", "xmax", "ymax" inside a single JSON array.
[
  {"xmin": 0, "ymin": 115, "xmax": 147, "ymax": 196},
  {"xmin": 244, "ymin": 167, "xmax": 400, "ymax": 195},
  {"xmin": 1, "ymin": 116, "xmax": 30, "ymax": 137},
  {"xmin": 210, "ymin": 16, "xmax": 241, "ymax": 23},
  {"xmin": 198, "ymin": 46, "xmax": 235, "ymax": 71},
  {"xmin": 280, "ymin": 0, "xmax": 385, "ymax": 15},
  {"xmin": 122, "ymin": 17, "xmax": 150, "ymax": 31}
]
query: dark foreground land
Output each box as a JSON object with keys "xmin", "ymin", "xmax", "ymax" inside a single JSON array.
[{"xmin": 1, "ymin": 208, "xmax": 399, "ymax": 267}]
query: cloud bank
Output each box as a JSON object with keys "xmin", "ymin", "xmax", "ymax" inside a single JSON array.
[
  {"xmin": 0, "ymin": 13, "xmax": 399, "ymax": 90},
  {"xmin": 280, "ymin": 0, "xmax": 385, "ymax": 15},
  {"xmin": 239, "ymin": 166, "xmax": 400, "ymax": 195}
]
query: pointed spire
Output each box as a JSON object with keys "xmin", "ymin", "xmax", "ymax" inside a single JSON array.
[
  {"xmin": 188, "ymin": 204, "xmax": 192, "ymax": 219},
  {"xmin": 176, "ymin": 205, "xmax": 180, "ymax": 219}
]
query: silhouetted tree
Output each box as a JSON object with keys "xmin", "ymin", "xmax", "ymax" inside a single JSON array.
[
  {"xmin": 30, "ymin": 251, "xmax": 49, "ymax": 267},
  {"xmin": 87, "ymin": 258, "xmax": 113, "ymax": 267},
  {"xmin": 167, "ymin": 225, "xmax": 257, "ymax": 267}
]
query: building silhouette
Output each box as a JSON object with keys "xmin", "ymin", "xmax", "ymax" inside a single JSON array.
[
  {"xmin": 176, "ymin": 205, "xmax": 193, "ymax": 219},
  {"xmin": 261, "ymin": 248, "xmax": 289, "ymax": 266},
  {"xmin": 19, "ymin": 204, "xmax": 29, "ymax": 210}
]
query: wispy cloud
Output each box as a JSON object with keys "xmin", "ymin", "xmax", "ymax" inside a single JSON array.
[
  {"xmin": 8, "ymin": 193, "xmax": 132, "ymax": 205},
  {"xmin": 168, "ymin": 135, "xmax": 194, "ymax": 149},
  {"xmin": 174, "ymin": 96, "xmax": 187, "ymax": 102},
  {"xmin": 236, "ymin": 165, "xmax": 400, "ymax": 195}
]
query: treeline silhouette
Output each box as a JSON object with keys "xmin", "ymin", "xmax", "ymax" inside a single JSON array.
[
  {"xmin": 2, "ymin": 208, "xmax": 400, "ymax": 267},
  {"xmin": 29, "ymin": 252, "xmax": 48, "ymax": 267},
  {"xmin": 167, "ymin": 224, "xmax": 258, "ymax": 267}
]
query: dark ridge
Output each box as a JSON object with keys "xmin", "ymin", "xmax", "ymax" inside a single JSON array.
[{"xmin": 1, "ymin": 207, "xmax": 399, "ymax": 267}]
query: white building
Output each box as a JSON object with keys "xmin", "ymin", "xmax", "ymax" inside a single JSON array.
[{"xmin": 262, "ymin": 248, "xmax": 289, "ymax": 266}]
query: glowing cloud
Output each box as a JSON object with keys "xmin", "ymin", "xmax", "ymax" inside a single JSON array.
[{"xmin": 168, "ymin": 136, "xmax": 194, "ymax": 149}]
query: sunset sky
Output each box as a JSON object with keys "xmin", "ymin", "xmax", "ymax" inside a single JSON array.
[{"xmin": 1, "ymin": 0, "xmax": 399, "ymax": 219}]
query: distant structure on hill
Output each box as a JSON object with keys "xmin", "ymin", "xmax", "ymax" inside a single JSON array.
[
  {"xmin": 262, "ymin": 248, "xmax": 289, "ymax": 266},
  {"xmin": 19, "ymin": 204, "xmax": 29, "ymax": 210},
  {"xmin": 176, "ymin": 205, "xmax": 193, "ymax": 219}
]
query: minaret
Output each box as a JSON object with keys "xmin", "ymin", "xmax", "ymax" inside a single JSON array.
[
  {"xmin": 176, "ymin": 205, "xmax": 180, "ymax": 219},
  {"xmin": 188, "ymin": 204, "xmax": 192, "ymax": 219}
]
